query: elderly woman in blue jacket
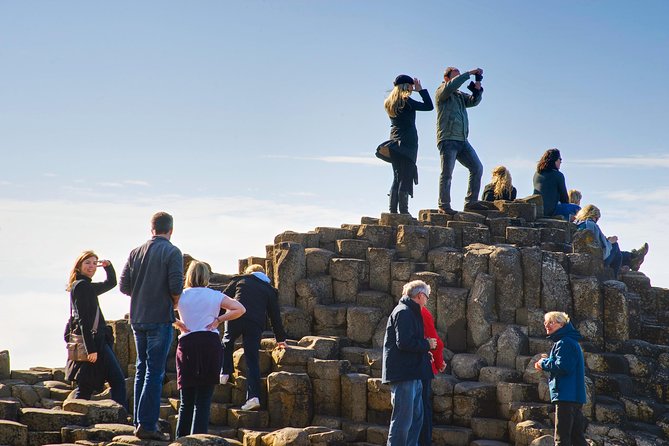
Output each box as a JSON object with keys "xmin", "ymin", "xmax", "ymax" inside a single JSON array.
[
  {"xmin": 534, "ymin": 311, "xmax": 587, "ymax": 446},
  {"xmin": 573, "ymin": 204, "xmax": 648, "ymax": 277}
]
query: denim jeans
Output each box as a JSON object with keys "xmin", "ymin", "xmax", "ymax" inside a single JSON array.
[
  {"xmin": 438, "ymin": 140, "xmax": 483, "ymax": 209},
  {"xmin": 132, "ymin": 322, "xmax": 174, "ymax": 431},
  {"xmin": 176, "ymin": 384, "xmax": 215, "ymax": 437},
  {"xmin": 388, "ymin": 379, "xmax": 423, "ymax": 446},
  {"xmin": 74, "ymin": 343, "xmax": 128, "ymax": 410},
  {"xmin": 554, "ymin": 202, "xmax": 581, "ymax": 222},
  {"xmin": 222, "ymin": 321, "xmax": 262, "ymax": 400},
  {"xmin": 555, "ymin": 402, "xmax": 588, "ymax": 446}
]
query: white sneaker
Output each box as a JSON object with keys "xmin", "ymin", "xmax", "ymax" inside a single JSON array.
[
  {"xmin": 241, "ymin": 397, "xmax": 260, "ymax": 411},
  {"xmin": 219, "ymin": 374, "xmax": 229, "ymax": 385}
]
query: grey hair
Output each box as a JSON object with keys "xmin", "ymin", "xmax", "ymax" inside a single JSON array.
[
  {"xmin": 545, "ymin": 311, "xmax": 570, "ymax": 325},
  {"xmin": 402, "ymin": 280, "xmax": 431, "ymax": 299}
]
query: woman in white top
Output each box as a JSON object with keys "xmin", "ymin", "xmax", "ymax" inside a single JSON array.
[{"xmin": 173, "ymin": 261, "xmax": 245, "ymax": 437}]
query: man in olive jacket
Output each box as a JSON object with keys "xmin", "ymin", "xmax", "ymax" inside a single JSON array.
[
  {"xmin": 382, "ymin": 280, "xmax": 435, "ymax": 446},
  {"xmin": 435, "ymin": 66, "xmax": 485, "ymax": 214}
]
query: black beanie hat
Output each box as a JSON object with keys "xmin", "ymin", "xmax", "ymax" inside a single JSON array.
[{"xmin": 393, "ymin": 74, "xmax": 414, "ymax": 86}]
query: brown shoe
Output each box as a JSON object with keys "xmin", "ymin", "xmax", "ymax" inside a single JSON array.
[
  {"xmin": 438, "ymin": 206, "xmax": 457, "ymax": 215},
  {"xmin": 134, "ymin": 426, "xmax": 168, "ymax": 441},
  {"xmin": 629, "ymin": 242, "xmax": 649, "ymax": 271}
]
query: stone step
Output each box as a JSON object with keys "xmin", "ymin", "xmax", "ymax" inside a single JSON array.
[
  {"xmin": 0, "ymin": 420, "xmax": 28, "ymax": 446},
  {"xmin": 496, "ymin": 382, "xmax": 539, "ymax": 404},
  {"xmin": 432, "ymin": 425, "xmax": 473, "ymax": 446},
  {"xmin": 479, "ymin": 366, "xmax": 523, "ymax": 384},
  {"xmin": 584, "ymin": 351, "xmax": 630, "ymax": 374},
  {"xmin": 18, "ymin": 407, "xmax": 86, "ymax": 431},
  {"xmin": 470, "ymin": 440, "xmax": 511, "ymax": 446},
  {"xmin": 227, "ymin": 408, "xmax": 269, "ymax": 429},
  {"xmin": 470, "ymin": 417, "xmax": 509, "ymax": 441},
  {"xmin": 594, "ymin": 395, "xmax": 627, "ymax": 425},
  {"xmin": 61, "ymin": 423, "xmax": 135, "ymax": 443},
  {"xmin": 589, "ymin": 372, "xmax": 635, "ymax": 397}
]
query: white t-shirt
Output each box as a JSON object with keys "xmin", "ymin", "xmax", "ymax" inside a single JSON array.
[{"xmin": 176, "ymin": 287, "xmax": 228, "ymax": 338}]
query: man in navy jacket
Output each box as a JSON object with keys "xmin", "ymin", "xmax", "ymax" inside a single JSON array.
[
  {"xmin": 534, "ymin": 311, "xmax": 587, "ymax": 446},
  {"xmin": 382, "ymin": 280, "xmax": 435, "ymax": 446}
]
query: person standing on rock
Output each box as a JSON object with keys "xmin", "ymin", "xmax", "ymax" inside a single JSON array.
[
  {"xmin": 172, "ymin": 261, "xmax": 245, "ymax": 437},
  {"xmin": 382, "ymin": 280, "xmax": 436, "ymax": 446},
  {"xmin": 119, "ymin": 211, "xmax": 184, "ymax": 441},
  {"xmin": 220, "ymin": 264, "xmax": 287, "ymax": 411},
  {"xmin": 64, "ymin": 250, "xmax": 127, "ymax": 409},
  {"xmin": 435, "ymin": 66, "xmax": 486, "ymax": 214},
  {"xmin": 534, "ymin": 311, "xmax": 588, "ymax": 446},
  {"xmin": 379, "ymin": 74, "xmax": 434, "ymax": 216}
]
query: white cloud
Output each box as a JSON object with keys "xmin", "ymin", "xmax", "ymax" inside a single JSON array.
[
  {"xmin": 98, "ymin": 182, "xmax": 124, "ymax": 188},
  {"xmin": 124, "ymin": 180, "xmax": 150, "ymax": 187},
  {"xmin": 603, "ymin": 188, "xmax": 669, "ymax": 202},
  {"xmin": 267, "ymin": 154, "xmax": 385, "ymax": 167},
  {"xmin": 576, "ymin": 155, "xmax": 669, "ymax": 168}
]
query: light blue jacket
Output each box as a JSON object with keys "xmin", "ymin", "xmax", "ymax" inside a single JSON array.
[{"xmin": 576, "ymin": 218, "xmax": 611, "ymax": 259}]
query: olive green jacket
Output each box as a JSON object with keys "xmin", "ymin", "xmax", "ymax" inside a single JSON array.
[{"xmin": 435, "ymin": 72, "xmax": 482, "ymax": 143}]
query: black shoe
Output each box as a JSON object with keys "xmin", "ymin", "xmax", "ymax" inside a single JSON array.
[
  {"xmin": 134, "ymin": 426, "xmax": 168, "ymax": 441},
  {"xmin": 438, "ymin": 206, "xmax": 457, "ymax": 215},
  {"xmin": 399, "ymin": 192, "xmax": 411, "ymax": 216},
  {"xmin": 463, "ymin": 201, "xmax": 488, "ymax": 211}
]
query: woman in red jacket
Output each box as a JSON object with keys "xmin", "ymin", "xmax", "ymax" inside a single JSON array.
[{"xmin": 420, "ymin": 306, "xmax": 446, "ymax": 446}]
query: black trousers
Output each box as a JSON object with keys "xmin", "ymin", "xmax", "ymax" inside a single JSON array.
[
  {"xmin": 222, "ymin": 321, "xmax": 262, "ymax": 400},
  {"xmin": 389, "ymin": 150, "xmax": 414, "ymax": 196},
  {"xmin": 555, "ymin": 402, "xmax": 588, "ymax": 446}
]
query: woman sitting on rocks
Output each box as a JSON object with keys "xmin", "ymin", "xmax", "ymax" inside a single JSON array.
[
  {"xmin": 573, "ymin": 204, "xmax": 649, "ymax": 277},
  {"xmin": 64, "ymin": 251, "xmax": 127, "ymax": 409},
  {"xmin": 482, "ymin": 165, "xmax": 517, "ymax": 201},
  {"xmin": 533, "ymin": 148, "xmax": 580, "ymax": 220}
]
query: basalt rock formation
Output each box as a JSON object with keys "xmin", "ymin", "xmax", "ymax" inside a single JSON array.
[{"xmin": 2, "ymin": 197, "xmax": 669, "ymax": 445}]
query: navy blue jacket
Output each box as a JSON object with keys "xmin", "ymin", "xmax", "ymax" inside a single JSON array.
[
  {"xmin": 382, "ymin": 296, "xmax": 433, "ymax": 384},
  {"xmin": 540, "ymin": 322, "xmax": 587, "ymax": 404},
  {"xmin": 533, "ymin": 168, "xmax": 569, "ymax": 217}
]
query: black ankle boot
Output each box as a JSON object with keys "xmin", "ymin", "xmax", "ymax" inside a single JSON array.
[
  {"xmin": 389, "ymin": 190, "xmax": 399, "ymax": 214},
  {"xmin": 399, "ymin": 192, "xmax": 411, "ymax": 215}
]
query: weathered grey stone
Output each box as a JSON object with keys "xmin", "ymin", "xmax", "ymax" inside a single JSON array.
[
  {"xmin": 356, "ymin": 290, "xmax": 394, "ymax": 315},
  {"xmin": 295, "ymin": 275, "xmax": 333, "ymax": 312},
  {"xmin": 0, "ymin": 420, "xmax": 27, "ymax": 446},
  {"xmin": 341, "ymin": 373, "xmax": 368, "ymax": 422},
  {"xmin": 0, "ymin": 398, "xmax": 20, "ymax": 421},
  {"xmin": 347, "ymin": 307, "xmax": 385, "ymax": 345},
  {"xmin": 356, "ymin": 224, "xmax": 394, "ymax": 249},
  {"xmin": 494, "ymin": 201, "xmax": 536, "ymax": 222},
  {"xmin": 603, "ymin": 280, "xmax": 632, "ymax": 342},
  {"xmin": 428, "ymin": 247, "xmax": 462, "ymax": 279},
  {"xmin": 315, "ymin": 227, "xmax": 355, "ymax": 252},
  {"xmin": 280, "ymin": 306, "xmax": 312, "ymax": 341},
  {"xmin": 523, "ymin": 354, "xmax": 548, "ymax": 384},
  {"xmin": 366, "ymin": 378, "xmax": 391, "ymax": 412},
  {"xmin": 296, "ymin": 336, "xmax": 339, "ymax": 360},
  {"xmin": 305, "ymin": 247, "xmax": 335, "ymax": 277},
  {"xmin": 463, "ymin": 225, "xmax": 491, "ymax": 247},
  {"xmin": 108, "ymin": 319, "xmax": 130, "ymax": 376},
  {"xmin": 496, "ymin": 382, "xmax": 539, "ymax": 403},
  {"xmin": 273, "ymin": 242, "xmax": 306, "ymax": 307},
  {"xmin": 10, "ymin": 370, "xmax": 52, "ymax": 385},
  {"xmin": 476, "ymin": 335, "xmax": 498, "ymax": 367},
  {"xmin": 436, "ymin": 287, "xmax": 468, "ymax": 352},
  {"xmin": 451, "ymin": 354, "xmax": 488, "ymax": 380},
  {"xmin": 462, "ymin": 244, "xmax": 493, "ymax": 289},
  {"xmin": 489, "ymin": 245, "xmax": 523, "ymax": 323},
  {"xmin": 594, "ymin": 396, "xmax": 626, "ymax": 424},
  {"xmin": 336, "ymin": 239, "xmax": 371, "ymax": 260},
  {"xmin": 11, "ymin": 385, "xmax": 42, "ymax": 407},
  {"xmin": 453, "ymin": 382, "xmax": 497, "ymax": 425},
  {"xmin": 267, "ymin": 372, "xmax": 312, "ymax": 428},
  {"xmin": 19, "ymin": 407, "xmax": 87, "ymax": 431},
  {"xmin": 62, "ymin": 399, "xmax": 127, "ymax": 424},
  {"xmin": 541, "ymin": 251, "xmax": 571, "ymax": 313},
  {"xmin": 432, "ymin": 425, "xmax": 473, "ymax": 446},
  {"xmin": 396, "ymin": 224, "xmax": 430, "ymax": 261},
  {"xmin": 0, "ymin": 351, "xmax": 10, "ymax": 380},
  {"xmin": 61, "ymin": 423, "xmax": 135, "ymax": 443},
  {"xmin": 520, "ymin": 247, "xmax": 542, "ymax": 308},
  {"xmin": 272, "ymin": 345, "xmax": 316, "ymax": 373},
  {"xmin": 496, "ymin": 326, "xmax": 529, "ymax": 369},
  {"xmin": 170, "ymin": 434, "xmax": 232, "ymax": 445},
  {"xmin": 513, "ymin": 420, "xmax": 551, "ymax": 446},
  {"xmin": 478, "ymin": 366, "xmax": 522, "ymax": 384},
  {"xmin": 409, "ymin": 271, "xmax": 446, "ymax": 316},
  {"xmin": 330, "ymin": 258, "xmax": 368, "ymax": 303},
  {"xmin": 372, "ymin": 317, "xmax": 388, "ymax": 349},
  {"xmin": 506, "ymin": 226, "xmax": 541, "ymax": 247},
  {"xmin": 529, "ymin": 435, "xmax": 554, "ymax": 446},
  {"xmin": 313, "ymin": 305, "xmax": 347, "ymax": 336},
  {"xmin": 367, "ymin": 247, "xmax": 395, "ymax": 293},
  {"xmin": 467, "ymin": 273, "xmax": 496, "ymax": 348},
  {"xmin": 390, "ymin": 260, "xmax": 414, "ymax": 281},
  {"xmin": 275, "ymin": 230, "xmax": 320, "ymax": 248},
  {"xmin": 426, "ymin": 225, "xmax": 457, "ymax": 250},
  {"xmin": 470, "ymin": 417, "xmax": 508, "ymax": 441},
  {"xmin": 571, "ymin": 276, "xmax": 602, "ymax": 320}
]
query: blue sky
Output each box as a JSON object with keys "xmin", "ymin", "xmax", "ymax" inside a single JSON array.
[{"xmin": 1, "ymin": 1, "xmax": 668, "ymax": 369}]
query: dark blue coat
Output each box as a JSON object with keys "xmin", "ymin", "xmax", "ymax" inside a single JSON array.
[
  {"xmin": 382, "ymin": 296, "xmax": 433, "ymax": 384},
  {"xmin": 540, "ymin": 322, "xmax": 587, "ymax": 404}
]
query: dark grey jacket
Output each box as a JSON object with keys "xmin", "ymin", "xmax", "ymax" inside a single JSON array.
[{"xmin": 119, "ymin": 236, "xmax": 184, "ymax": 324}]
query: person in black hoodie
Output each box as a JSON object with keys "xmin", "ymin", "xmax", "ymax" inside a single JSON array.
[
  {"xmin": 64, "ymin": 250, "xmax": 127, "ymax": 409},
  {"xmin": 220, "ymin": 264, "xmax": 287, "ymax": 411},
  {"xmin": 382, "ymin": 280, "xmax": 436, "ymax": 446},
  {"xmin": 381, "ymin": 74, "xmax": 434, "ymax": 216}
]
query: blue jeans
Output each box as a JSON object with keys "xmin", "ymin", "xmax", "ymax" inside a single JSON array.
[
  {"xmin": 176, "ymin": 384, "xmax": 214, "ymax": 437},
  {"xmin": 388, "ymin": 379, "xmax": 423, "ymax": 446},
  {"xmin": 132, "ymin": 323, "xmax": 173, "ymax": 431},
  {"xmin": 74, "ymin": 343, "xmax": 128, "ymax": 410},
  {"xmin": 222, "ymin": 321, "xmax": 262, "ymax": 400},
  {"xmin": 553, "ymin": 202, "xmax": 581, "ymax": 221},
  {"xmin": 438, "ymin": 140, "xmax": 483, "ymax": 209}
]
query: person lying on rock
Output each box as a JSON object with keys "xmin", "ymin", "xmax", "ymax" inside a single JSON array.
[{"xmin": 573, "ymin": 204, "xmax": 649, "ymax": 277}]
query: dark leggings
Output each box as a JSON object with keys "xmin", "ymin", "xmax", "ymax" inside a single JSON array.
[
  {"xmin": 389, "ymin": 150, "xmax": 414, "ymax": 196},
  {"xmin": 176, "ymin": 384, "xmax": 215, "ymax": 437},
  {"xmin": 74, "ymin": 343, "xmax": 128, "ymax": 410}
]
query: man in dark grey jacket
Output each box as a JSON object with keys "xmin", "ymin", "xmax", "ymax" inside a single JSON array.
[
  {"xmin": 382, "ymin": 280, "xmax": 435, "ymax": 446},
  {"xmin": 119, "ymin": 212, "xmax": 184, "ymax": 440},
  {"xmin": 435, "ymin": 66, "xmax": 485, "ymax": 214}
]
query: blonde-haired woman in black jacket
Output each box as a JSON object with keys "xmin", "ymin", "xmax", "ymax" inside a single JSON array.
[{"xmin": 64, "ymin": 250, "xmax": 127, "ymax": 409}]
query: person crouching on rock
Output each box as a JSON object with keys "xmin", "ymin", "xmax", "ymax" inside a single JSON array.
[
  {"xmin": 382, "ymin": 74, "xmax": 434, "ymax": 216},
  {"xmin": 172, "ymin": 261, "xmax": 245, "ymax": 437},
  {"xmin": 64, "ymin": 251, "xmax": 127, "ymax": 409}
]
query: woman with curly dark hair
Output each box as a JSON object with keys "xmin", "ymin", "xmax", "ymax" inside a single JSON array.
[{"xmin": 532, "ymin": 148, "xmax": 579, "ymax": 220}]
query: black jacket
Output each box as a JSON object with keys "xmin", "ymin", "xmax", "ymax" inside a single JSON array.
[
  {"xmin": 223, "ymin": 274, "xmax": 286, "ymax": 342},
  {"xmin": 389, "ymin": 89, "xmax": 434, "ymax": 163},
  {"xmin": 382, "ymin": 296, "xmax": 433, "ymax": 384}
]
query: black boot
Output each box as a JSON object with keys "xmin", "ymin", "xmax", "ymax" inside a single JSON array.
[
  {"xmin": 399, "ymin": 192, "xmax": 411, "ymax": 216},
  {"xmin": 389, "ymin": 190, "xmax": 399, "ymax": 214}
]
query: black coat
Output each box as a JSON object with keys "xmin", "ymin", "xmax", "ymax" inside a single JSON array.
[{"xmin": 389, "ymin": 89, "xmax": 434, "ymax": 163}]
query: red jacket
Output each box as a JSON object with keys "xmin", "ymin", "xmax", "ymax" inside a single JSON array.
[{"xmin": 421, "ymin": 307, "xmax": 445, "ymax": 374}]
